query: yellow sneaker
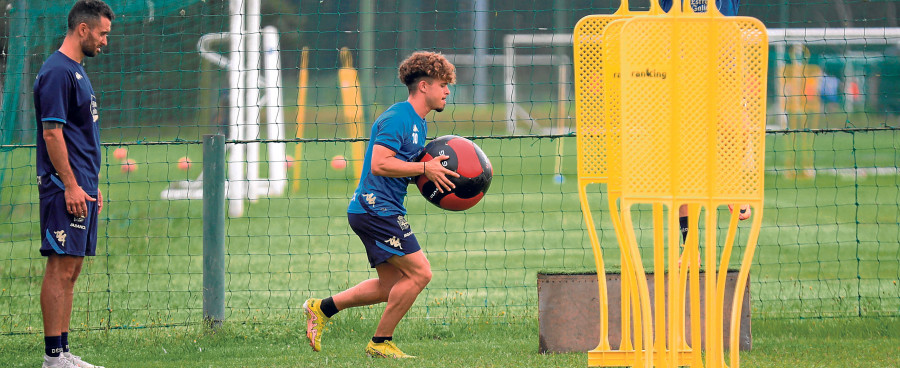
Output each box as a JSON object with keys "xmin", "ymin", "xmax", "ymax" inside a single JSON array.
[
  {"xmin": 302, "ymin": 298, "xmax": 330, "ymax": 352},
  {"xmin": 365, "ymin": 340, "xmax": 416, "ymax": 359}
]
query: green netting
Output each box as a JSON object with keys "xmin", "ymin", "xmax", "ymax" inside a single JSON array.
[{"xmin": 1, "ymin": 0, "xmax": 899, "ymax": 336}]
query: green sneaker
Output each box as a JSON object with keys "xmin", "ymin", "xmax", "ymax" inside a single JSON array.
[{"xmin": 302, "ymin": 298, "xmax": 330, "ymax": 352}]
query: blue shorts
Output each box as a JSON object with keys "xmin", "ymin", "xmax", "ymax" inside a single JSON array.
[
  {"xmin": 40, "ymin": 191, "xmax": 98, "ymax": 257},
  {"xmin": 348, "ymin": 213, "xmax": 421, "ymax": 268}
]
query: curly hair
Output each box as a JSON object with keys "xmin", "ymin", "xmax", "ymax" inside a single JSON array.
[{"xmin": 398, "ymin": 52, "xmax": 456, "ymax": 93}]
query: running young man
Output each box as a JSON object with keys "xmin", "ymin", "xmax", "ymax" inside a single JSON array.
[
  {"xmin": 303, "ymin": 51, "xmax": 458, "ymax": 358},
  {"xmin": 33, "ymin": 1, "xmax": 114, "ymax": 367}
]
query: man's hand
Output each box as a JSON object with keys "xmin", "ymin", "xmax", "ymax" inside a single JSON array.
[
  {"xmin": 98, "ymin": 188, "xmax": 103, "ymax": 214},
  {"xmin": 65, "ymin": 185, "xmax": 96, "ymax": 218},
  {"xmin": 728, "ymin": 204, "xmax": 752, "ymax": 221},
  {"xmin": 424, "ymin": 155, "xmax": 459, "ymax": 193}
]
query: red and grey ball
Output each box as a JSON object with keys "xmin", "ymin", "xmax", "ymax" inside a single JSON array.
[{"xmin": 416, "ymin": 135, "xmax": 493, "ymax": 211}]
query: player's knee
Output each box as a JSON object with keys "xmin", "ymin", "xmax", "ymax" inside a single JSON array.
[
  {"xmin": 60, "ymin": 267, "xmax": 79, "ymax": 284},
  {"xmin": 377, "ymin": 283, "xmax": 392, "ymax": 302},
  {"xmin": 414, "ymin": 269, "xmax": 433, "ymax": 289},
  {"xmin": 56, "ymin": 259, "xmax": 82, "ymax": 284},
  {"xmin": 67, "ymin": 270, "xmax": 81, "ymax": 284},
  {"xmin": 48, "ymin": 268, "xmax": 78, "ymax": 286}
]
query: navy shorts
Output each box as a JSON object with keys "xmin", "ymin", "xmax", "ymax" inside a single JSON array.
[
  {"xmin": 40, "ymin": 191, "xmax": 98, "ymax": 257},
  {"xmin": 348, "ymin": 213, "xmax": 421, "ymax": 268}
]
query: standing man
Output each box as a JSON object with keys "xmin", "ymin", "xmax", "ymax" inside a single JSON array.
[
  {"xmin": 657, "ymin": 0, "xmax": 752, "ymax": 245},
  {"xmin": 303, "ymin": 51, "xmax": 459, "ymax": 358},
  {"xmin": 34, "ymin": 1, "xmax": 114, "ymax": 367}
]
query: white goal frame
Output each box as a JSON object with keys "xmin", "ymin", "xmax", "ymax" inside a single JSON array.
[
  {"xmin": 162, "ymin": 0, "xmax": 287, "ymax": 218},
  {"xmin": 504, "ymin": 28, "xmax": 900, "ymax": 133}
]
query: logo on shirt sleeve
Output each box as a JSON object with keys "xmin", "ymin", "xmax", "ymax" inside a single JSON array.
[{"xmin": 91, "ymin": 95, "xmax": 99, "ymax": 123}]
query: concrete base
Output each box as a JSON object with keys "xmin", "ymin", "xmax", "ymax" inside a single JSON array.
[{"xmin": 537, "ymin": 272, "xmax": 751, "ymax": 354}]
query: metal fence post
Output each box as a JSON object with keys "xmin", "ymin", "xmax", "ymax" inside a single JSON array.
[{"xmin": 203, "ymin": 134, "xmax": 226, "ymax": 327}]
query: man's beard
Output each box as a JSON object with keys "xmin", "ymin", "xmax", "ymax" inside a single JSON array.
[{"xmin": 81, "ymin": 41, "xmax": 99, "ymax": 57}]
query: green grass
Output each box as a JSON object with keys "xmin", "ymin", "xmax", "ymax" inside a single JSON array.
[
  {"xmin": 0, "ymin": 317, "xmax": 897, "ymax": 367},
  {"xmin": 1, "ymin": 129, "xmax": 899, "ymax": 334}
]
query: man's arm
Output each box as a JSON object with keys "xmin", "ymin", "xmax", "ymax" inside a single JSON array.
[
  {"xmin": 370, "ymin": 144, "xmax": 458, "ymax": 192},
  {"xmin": 42, "ymin": 122, "xmax": 96, "ymax": 217}
]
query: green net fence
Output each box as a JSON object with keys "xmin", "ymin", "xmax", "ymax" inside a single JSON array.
[{"xmin": 1, "ymin": 0, "xmax": 899, "ymax": 334}]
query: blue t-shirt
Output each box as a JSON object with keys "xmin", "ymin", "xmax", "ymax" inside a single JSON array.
[
  {"xmin": 659, "ymin": 0, "xmax": 740, "ymax": 16},
  {"xmin": 33, "ymin": 51, "xmax": 101, "ymax": 198},
  {"xmin": 348, "ymin": 101, "xmax": 427, "ymax": 216}
]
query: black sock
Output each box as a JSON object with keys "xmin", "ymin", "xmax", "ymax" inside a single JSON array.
[
  {"xmin": 45, "ymin": 335, "xmax": 63, "ymax": 357},
  {"xmin": 320, "ymin": 297, "xmax": 339, "ymax": 318},
  {"xmin": 679, "ymin": 216, "xmax": 689, "ymax": 242},
  {"xmin": 61, "ymin": 332, "xmax": 69, "ymax": 353},
  {"xmin": 372, "ymin": 336, "xmax": 392, "ymax": 344}
]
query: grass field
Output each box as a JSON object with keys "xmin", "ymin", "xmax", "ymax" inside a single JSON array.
[
  {"xmin": 0, "ymin": 316, "xmax": 897, "ymax": 367},
  {"xmin": 1, "ymin": 125, "xmax": 899, "ymax": 365}
]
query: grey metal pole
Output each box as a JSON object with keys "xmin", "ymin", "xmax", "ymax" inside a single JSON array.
[
  {"xmin": 203, "ymin": 134, "xmax": 226, "ymax": 327},
  {"xmin": 473, "ymin": 0, "xmax": 489, "ymax": 102},
  {"xmin": 360, "ymin": 0, "xmax": 375, "ymax": 109}
]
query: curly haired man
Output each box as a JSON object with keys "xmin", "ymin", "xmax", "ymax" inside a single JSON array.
[{"xmin": 303, "ymin": 51, "xmax": 459, "ymax": 358}]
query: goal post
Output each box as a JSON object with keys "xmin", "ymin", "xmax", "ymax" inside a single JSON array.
[
  {"xmin": 508, "ymin": 27, "xmax": 900, "ymax": 134},
  {"xmin": 161, "ymin": 0, "xmax": 287, "ymax": 218}
]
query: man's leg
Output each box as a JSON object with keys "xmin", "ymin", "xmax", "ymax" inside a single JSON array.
[
  {"xmin": 373, "ymin": 250, "xmax": 432, "ymax": 337},
  {"xmin": 61, "ymin": 259, "xmax": 83, "ymax": 334},
  {"xmin": 41, "ymin": 255, "xmax": 83, "ymax": 336},
  {"xmin": 332, "ymin": 263, "xmax": 404, "ymax": 310},
  {"xmin": 304, "ymin": 257, "xmax": 419, "ymax": 353},
  {"xmin": 324, "ymin": 250, "xmax": 431, "ymax": 335},
  {"xmin": 41, "ymin": 254, "xmax": 83, "ymax": 365}
]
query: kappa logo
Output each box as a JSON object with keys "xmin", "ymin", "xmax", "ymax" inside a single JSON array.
[
  {"xmin": 363, "ymin": 193, "xmax": 376, "ymax": 205},
  {"xmin": 54, "ymin": 230, "xmax": 67, "ymax": 247},
  {"xmin": 75, "ymin": 72, "xmax": 83, "ymax": 80},
  {"xmin": 396, "ymin": 215, "xmax": 410, "ymax": 230},
  {"xmin": 91, "ymin": 95, "xmax": 99, "ymax": 123},
  {"xmin": 37, "ymin": 176, "xmax": 42, "ymax": 185},
  {"xmin": 384, "ymin": 236, "xmax": 402, "ymax": 249}
]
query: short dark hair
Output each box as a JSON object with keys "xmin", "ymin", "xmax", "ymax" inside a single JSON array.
[{"xmin": 67, "ymin": 0, "xmax": 115, "ymax": 32}]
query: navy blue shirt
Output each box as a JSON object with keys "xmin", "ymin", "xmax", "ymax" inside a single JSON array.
[
  {"xmin": 348, "ymin": 101, "xmax": 427, "ymax": 216},
  {"xmin": 659, "ymin": 0, "xmax": 740, "ymax": 16},
  {"xmin": 34, "ymin": 51, "xmax": 101, "ymax": 198}
]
